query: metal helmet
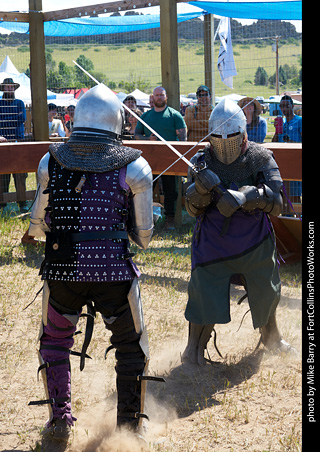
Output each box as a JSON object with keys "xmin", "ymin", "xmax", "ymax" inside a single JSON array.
[
  {"xmin": 73, "ymin": 84, "xmax": 124, "ymax": 137},
  {"xmin": 208, "ymin": 98, "xmax": 247, "ymax": 164}
]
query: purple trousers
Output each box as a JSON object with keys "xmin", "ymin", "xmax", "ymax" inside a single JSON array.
[{"xmin": 39, "ymin": 280, "xmax": 145, "ymax": 430}]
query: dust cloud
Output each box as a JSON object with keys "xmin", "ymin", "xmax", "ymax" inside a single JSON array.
[{"xmin": 70, "ymin": 341, "xmax": 185, "ymax": 451}]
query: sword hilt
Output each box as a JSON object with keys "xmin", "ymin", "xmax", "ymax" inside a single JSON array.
[{"xmin": 192, "ymin": 162, "xmax": 221, "ymax": 195}]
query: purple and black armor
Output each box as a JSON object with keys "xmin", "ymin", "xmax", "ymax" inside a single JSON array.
[
  {"xmin": 27, "ymin": 84, "xmax": 157, "ymax": 441},
  {"xmin": 41, "ymin": 157, "xmax": 139, "ymax": 283}
]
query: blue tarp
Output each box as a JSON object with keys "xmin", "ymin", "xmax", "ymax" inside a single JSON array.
[
  {"xmin": 188, "ymin": 1, "xmax": 302, "ymax": 20},
  {"xmin": 0, "ymin": 11, "xmax": 205, "ymax": 36},
  {"xmin": 0, "ymin": 2, "xmax": 302, "ymax": 36}
]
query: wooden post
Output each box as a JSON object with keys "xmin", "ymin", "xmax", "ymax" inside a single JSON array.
[
  {"xmin": 159, "ymin": 0, "xmax": 182, "ymax": 227},
  {"xmin": 159, "ymin": 0, "xmax": 180, "ymax": 110},
  {"xmin": 272, "ymin": 35, "xmax": 280, "ymax": 96},
  {"xmin": 29, "ymin": 0, "xmax": 49, "ymax": 140}
]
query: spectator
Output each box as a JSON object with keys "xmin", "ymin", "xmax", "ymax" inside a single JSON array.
[
  {"xmin": 272, "ymin": 95, "xmax": 302, "ymax": 143},
  {"xmin": 272, "ymin": 94, "xmax": 302, "ymax": 206},
  {"xmin": 238, "ymin": 96, "xmax": 267, "ymax": 143},
  {"xmin": 123, "ymin": 94, "xmax": 137, "ymax": 111},
  {"xmin": 123, "ymin": 109, "xmax": 142, "ymax": 139},
  {"xmin": 0, "ymin": 77, "xmax": 27, "ymax": 210},
  {"xmin": 48, "ymin": 103, "xmax": 66, "ymax": 138},
  {"xmin": 184, "ymin": 85, "xmax": 213, "ymax": 142},
  {"xmin": 65, "ymin": 103, "xmax": 76, "ymax": 137},
  {"xmin": 149, "ymin": 94, "xmax": 154, "ymax": 109},
  {"xmin": 123, "ymin": 95, "xmax": 138, "ymax": 129},
  {"xmin": 134, "ymin": 86, "xmax": 187, "ymax": 231}
]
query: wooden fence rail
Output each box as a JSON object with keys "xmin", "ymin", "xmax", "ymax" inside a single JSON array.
[
  {"xmin": 0, "ymin": 140, "xmax": 302, "ymax": 262},
  {"xmin": 0, "ymin": 141, "xmax": 302, "ymax": 178},
  {"xmin": 0, "ymin": 140, "xmax": 302, "ymax": 215}
]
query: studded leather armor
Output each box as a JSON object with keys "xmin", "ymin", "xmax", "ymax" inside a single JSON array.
[{"xmin": 41, "ymin": 156, "xmax": 138, "ymax": 282}]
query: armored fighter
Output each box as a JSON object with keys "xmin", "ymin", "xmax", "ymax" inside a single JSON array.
[
  {"xmin": 182, "ymin": 98, "xmax": 293, "ymax": 366},
  {"xmin": 28, "ymin": 84, "xmax": 161, "ymax": 442}
]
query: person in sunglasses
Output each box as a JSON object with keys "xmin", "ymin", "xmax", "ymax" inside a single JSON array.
[{"xmin": 184, "ymin": 85, "xmax": 213, "ymax": 142}]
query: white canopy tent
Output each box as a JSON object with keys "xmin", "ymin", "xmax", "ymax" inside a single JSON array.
[
  {"xmin": 0, "ymin": 56, "xmax": 74, "ymax": 106},
  {"xmin": 215, "ymin": 93, "xmax": 246, "ymax": 104},
  {"xmin": 180, "ymin": 95, "xmax": 195, "ymax": 106},
  {"xmin": 117, "ymin": 89, "xmax": 150, "ymax": 108},
  {"xmin": 117, "ymin": 89, "xmax": 195, "ymax": 108},
  {"xmin": 0, "ymin": 55, "xmax": 20, "ymax": 74},
  {"xmin": 264, "ymin": 95, "xmax": 302, "ymax": 105},
  {"xmin": 129, "ymin": 89, "xmax": 150, "ymax": 106}
]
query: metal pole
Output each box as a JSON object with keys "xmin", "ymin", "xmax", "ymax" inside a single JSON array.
[
  {"xmin": 275, "ymin": 36, "xmax": 280, "ymax": 95},
  {"xmin": 204, "ymin": 14, "xmax": 215, "ymax": 102}
]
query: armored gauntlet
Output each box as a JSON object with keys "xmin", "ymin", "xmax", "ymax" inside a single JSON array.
[
  {"xmin": 239, "ymin": 184, "xmax": 283, "ymax": 216},
  {"xmin": 216, "ymin": 184, "xmax": 283, "ymax": 217},
  {"xmin": 185, "ymin": 164, "xmax": 221, "ymax": 217}
]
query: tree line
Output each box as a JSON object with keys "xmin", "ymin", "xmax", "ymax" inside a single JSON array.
[
  {"xmin": 0, "ymin": 17, "xmax": 301, "ymax": 92},
  {"xmin": 0, "ymin": 17, "xmax": 301, "ymax": 47},
  {"xmin": 254, "ymin": 57, "xmax": 302, "ymax": 90}
]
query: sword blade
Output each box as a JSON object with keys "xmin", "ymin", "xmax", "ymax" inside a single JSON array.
[
  {"xmin": 72, "ymin": 61, "xmax": 194, "ymax": 169},
  {"xmin": 154, "ymin": 96, "xmax": 259, "ymax": 181},
  {"xmin": 73, "ymin": 60, "xmax": 100, "ymax": 85}
]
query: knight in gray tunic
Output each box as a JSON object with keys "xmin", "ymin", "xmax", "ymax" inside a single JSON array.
[{"xmin": 28, "ymin": 84, "xmax": 163, "ymax": 442}]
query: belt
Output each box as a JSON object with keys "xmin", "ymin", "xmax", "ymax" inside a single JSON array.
[
  {"xmin": 70, "ymin": 231, "xmax": 128, "ymax": 242},
  {"xmin": 80, "ymin": 302, "xmax": 96, "ymax": 371}
]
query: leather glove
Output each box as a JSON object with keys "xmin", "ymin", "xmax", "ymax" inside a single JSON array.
[{"xmin": 216, "ymin": 189, "xmax": 246, "ymax": 217}]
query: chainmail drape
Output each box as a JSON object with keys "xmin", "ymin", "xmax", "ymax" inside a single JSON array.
[
  {"xmin": 203, "ymin": 142, "xmax": 274, "ymax": 183},
  {"xmin": 49, "ymin": 141, "xmax": 142, "ymax": 173}
]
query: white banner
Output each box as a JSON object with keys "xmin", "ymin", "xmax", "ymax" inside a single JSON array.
[{"xmin": 217, "ymin": 17, "xmax": 237, "ymax": 89}]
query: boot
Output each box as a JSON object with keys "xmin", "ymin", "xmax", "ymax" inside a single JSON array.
[
  {"xmin": 41, "ymin": 418, "xmax": 71, "ymax": 442},
  {"xmin": 104, "ymin": 305, "xmax": 147, "ymax": 431},
  {"xmin": 260, "ymin": 310, "xmax": 295, "ymax": 353},
  {"xmin": 181, "ymin": 322, "xmax": 215, "ymax": 366}
]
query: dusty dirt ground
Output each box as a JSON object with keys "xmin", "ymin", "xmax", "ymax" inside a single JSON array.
[{"xmin": 0, "ymin": 232, "xmax": 302, "ymax": 452}]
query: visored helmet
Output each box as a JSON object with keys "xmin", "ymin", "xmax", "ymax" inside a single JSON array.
[
  {"xmin": 73, "ymin": 84, "xmax": 124, "ymax": 138},
  {"xmin": 208, "ymin": 98, "xmax": 247, "ymax": 164}
]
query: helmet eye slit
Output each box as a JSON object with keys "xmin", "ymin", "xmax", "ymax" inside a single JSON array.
[{"xmin": 211, "ymin": 132, "xmax": 241, "ymax": 139}]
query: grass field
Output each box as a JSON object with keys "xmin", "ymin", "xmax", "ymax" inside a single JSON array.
[
  {"xmin": 0, "ymin": 39, "xmax": 301, "ymax": 97},
  {"xmin": 0, "ymin": 211, "xmax": 302, "ymax": 451}
]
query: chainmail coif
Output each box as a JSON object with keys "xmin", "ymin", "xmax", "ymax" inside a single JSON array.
[
  {"xmin": 203, "ymin": 141, "xmax": 274, "ymax": 183},
  {"xmin": 49, "ymin": 141, "xmax": 142, "ymax": 173}
]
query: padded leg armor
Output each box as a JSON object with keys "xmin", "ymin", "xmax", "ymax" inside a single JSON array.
[
  {"xmin": 104, "ymin": 278, "xmax": 163, "ymax": 432},
  {"xmin": 30, "ymin": 282, "xmax": 79, "ymax": 439},
  {"xmin": 39, "ymin": 302, "xmax": 78, "ymax": 426},
  {"xmin": 104, "ymin": 306, "xmax": 147, "ymax": 431}
]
